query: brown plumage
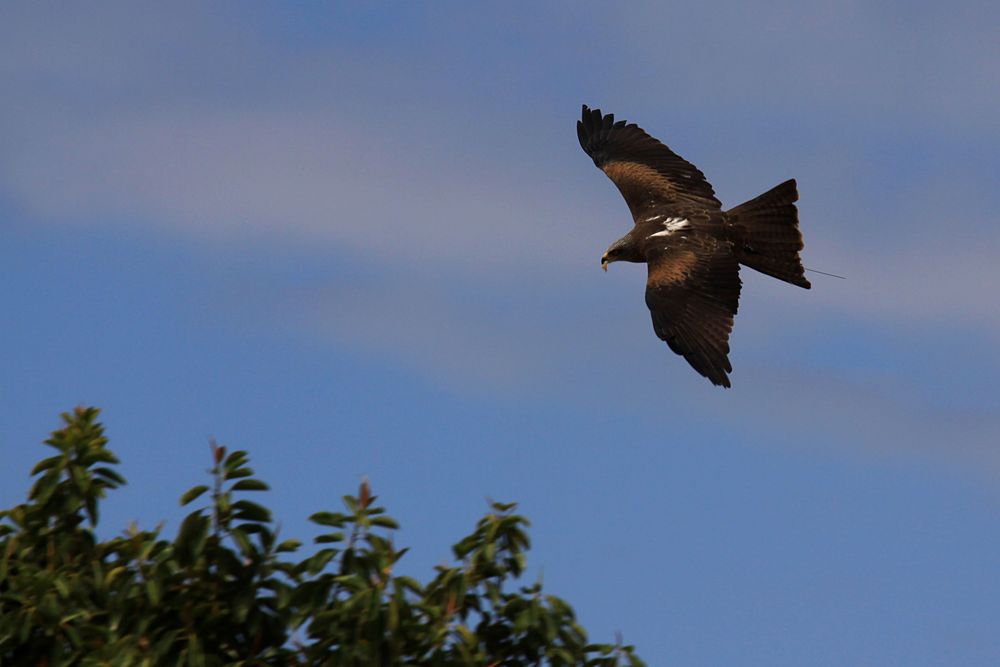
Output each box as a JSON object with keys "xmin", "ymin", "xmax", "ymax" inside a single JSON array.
[{"xmin": 578, "ymin": 105, "xmax": 810, "ymax": 387}]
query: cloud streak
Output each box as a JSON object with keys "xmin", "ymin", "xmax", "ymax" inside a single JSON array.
[{"xmin": 3, "ymin": 1, "xmax": 999, "ymax": 479}]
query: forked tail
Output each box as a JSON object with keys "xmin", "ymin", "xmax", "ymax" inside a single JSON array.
[{"xmin": 728, "ymin": 179, "xmax": 811, "ymax": 289}]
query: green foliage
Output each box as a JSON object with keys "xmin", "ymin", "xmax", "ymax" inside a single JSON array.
[{"xmin": 0, "ymin": 407, "xmax": 644, "ymax": 666}]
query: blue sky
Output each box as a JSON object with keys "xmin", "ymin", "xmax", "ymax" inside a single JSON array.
[{"xmin": 2, "ymin": 1, "xmax": 999, "ymax": 664}]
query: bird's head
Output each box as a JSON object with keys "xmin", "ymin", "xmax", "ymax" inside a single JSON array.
[{"xmin": 601, "ymin": 239, "xmax": 630, "ymax": 272}]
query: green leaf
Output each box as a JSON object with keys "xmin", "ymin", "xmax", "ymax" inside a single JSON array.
[
  {"xmin": 187, "ymin": 633, "xmax": 206, "ymax": 667},
  {"xmin": 224, "ymin": 450, "xmax": 250, "ymax": 468},
  {"xmin": 63, "ymin": 624, "xmax": 82, "ymax": 648},
  {"xmin": 276, "ymin": 539, "xmax": 302, "ymax": 553},
  {"xmin": 231, "ymin": 526, "xmax": 253, "ymax": 555},
  {"xmin": 231, "ymin": 479, "xmax": 269, "ymax": 492},
  {"xmin": 395, "ymin": 576, "xmax": 423, "ymax": 595},
  {"xmin": 238, "ymin": 522, "xmax": 265, "ymax": 534},
  {"xmin": 53, "ymin": 576, "xmax": 70, "ymax": 599},
  {"xmin": 513, "ymin": 609, "xmax": 532, "ymax": 633},
  {"xmin": 30, "ymin": 455, "xmax": 63, "ymax": 475},
  {"xmin": 309, "ymin": 511, "xmax": 348, "ymax": 527},
  {"xmin": 86, "ymin": 448, "xmax": 120, "ymax": 465},
  {"xmin": 179, "ymin": 485, "xmax": 210, "ymax": 506},
  {"xmin": 371, "ymin": 516, "xmax": 400, "ymax": 530},
  {"xmin": 342, "ymin": 495, "xmax": 359, "ymax": 513},
  {"xmin": 549, "ymin": 647, "xmax": 574, "ymax": 664},
  {"xmin": 93, "ymin": 466, "xmax": 127, "ymax": 486},
  {"xmin": 29, "ymin": 471, "xmax": 60, "ymax": 503},
  {"xmin": 302, "ymin": 548, "xmax": 337, "ymax": 574},
  {"xmin": 315, "ymin": 532, "xmax": 344, "ymax": 544},
  {"xmin": 105, "ymin": 565, "xmax": 127, "ymax": 586},
  {"xmin": 39, "ymin": 593, "xmax": 61, "ymax": 623},
  {"xmin": 86, "ymin": 494, "xmax": 99, "ymax": 526},
  {"xmin": 232, "ymin": 500, "xmax": 271, "ymax": 523},
  {"xmin": 152, "ymin": 630, "xmax": 180, "ymax": 660},
  {"xmin": 147, "ymin": 578, "xmax": 161, "ymax": 605},
  {"xmin": 176, "ymin": 511, "xmax": 209, "ymax": 561}
]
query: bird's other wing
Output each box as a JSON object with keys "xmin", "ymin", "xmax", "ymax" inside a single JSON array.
[
  {"xmin": 578, "ymin": 105, "xmax": 722, "ymax": 220},
  {"xmin": 644, "ymin": 238, "xmax": 741, "ymax": 387}
]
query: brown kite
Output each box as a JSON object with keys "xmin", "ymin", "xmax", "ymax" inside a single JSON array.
[{"xmin": 578, "ymin": 105, "xmax": 810, "ymax": 387}]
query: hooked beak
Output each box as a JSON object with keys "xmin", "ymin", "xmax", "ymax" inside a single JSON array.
[{"xmin": 601, "ymin": 254, "xmax": 609, "ymax": 272}]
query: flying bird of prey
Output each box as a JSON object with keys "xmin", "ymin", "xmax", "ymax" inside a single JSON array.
[{"xmin": 578, "ymin": 105, "xmax": 810, "ymax": 388}]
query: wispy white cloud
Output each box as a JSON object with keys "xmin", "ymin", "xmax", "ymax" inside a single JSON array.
[
  {"xmin": 278, "ymin": 277, "xmax": 560, "ymax": 388},
  {"xmin": 617, "ymin": 0, "xmax": 1000, "ymax": 133},
  {"xmin": 720, "ymin": 362, "xmax": 1000, "ymax": 481},
  {"xmin": 234, "ymin": 258, "xmax": 1000, "ymax": 480},
  {"xmin": 3, "ymin": 1, "xmax": 999, "ymax": 478},
  {"xmin": 804, "ymin": 242, "xmax": 1000, "ymax": 340},
  {"xmin": 1, "ymin": 101, "xmax": 605, "ymax": 273}
]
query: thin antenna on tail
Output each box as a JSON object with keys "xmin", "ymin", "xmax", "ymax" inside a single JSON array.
[{"xmin": 805, "ymin": 267, "xmax": 846, "ymax": 280}]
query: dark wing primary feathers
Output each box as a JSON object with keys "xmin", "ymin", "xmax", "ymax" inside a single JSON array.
[
  {"xmin": 577, "ymin": 105, "xmax": 722, "ymax": 218},
  {"xmin": 644, "ymin": 239, "xmax": 742, "ymax": 388}
]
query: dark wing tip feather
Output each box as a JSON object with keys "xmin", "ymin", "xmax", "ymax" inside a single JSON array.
[
  {"xmin": 578, "ymin": 104, "xmax": 633, "ymax": 166},
  {"xmin": 578, "ymin": 104, "xmax": 721, "ymax": 209},
  {"xmin": 578, "ymin": 104, "xmax": 600, "ymax": 154},
  {"xmin": 645, "ymin": 245, "xmax": 741, "ymax": 388}
]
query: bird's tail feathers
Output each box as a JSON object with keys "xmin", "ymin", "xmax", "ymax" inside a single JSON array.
[{"xmin": 728, "ymin": 179, "xmax": 811, "ymax": 289}]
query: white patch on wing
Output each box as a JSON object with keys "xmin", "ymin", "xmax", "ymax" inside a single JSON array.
[
  {"xmin": 647, "ymin": 217, "xmax": 691, "ymax": 238},
  {"xmin": 644, "ymin": 214, "xmax": 665, "ymax": 222}
]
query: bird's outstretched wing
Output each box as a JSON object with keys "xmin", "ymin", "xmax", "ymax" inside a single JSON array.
[
  {"xmin": 577, "ymin": 105, "xmax": 722, "ymax": 219},
  {"xmin": 644, "ymin": 239, "xmax": 741, "ymax": 387}
]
